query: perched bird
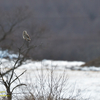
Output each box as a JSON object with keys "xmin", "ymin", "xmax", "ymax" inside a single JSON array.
[{"xmin": 22, "ymin": 31, "xmax": 31, "ymax": 41}]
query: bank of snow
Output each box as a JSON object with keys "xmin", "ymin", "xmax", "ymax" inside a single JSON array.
[{"xmin": 0, "ymin": 49, "xmax": 100, "ymax": 99}]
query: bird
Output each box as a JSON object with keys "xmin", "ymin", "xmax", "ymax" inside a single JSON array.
[{"xmin": 22, "ymin": 31, "xmax": 31, "ymax": 41}]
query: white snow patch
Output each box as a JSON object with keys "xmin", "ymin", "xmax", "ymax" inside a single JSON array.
[{"xmin": 0, "ymin": 49, "xmax": 18, "ymax": 59}]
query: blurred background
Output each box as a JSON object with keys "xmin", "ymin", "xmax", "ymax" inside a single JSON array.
[{"xmin": 0, "ymin": 0, "xmax": 100, "ymax": 62}]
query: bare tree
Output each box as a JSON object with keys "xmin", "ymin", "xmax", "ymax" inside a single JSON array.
[
  {"xmin": 0, "ymin": 6, "xmax": 31, "ymax": 43},
  {"xmin": 0, "ymin": 37, "xmax": 29, "ymax": 100}
]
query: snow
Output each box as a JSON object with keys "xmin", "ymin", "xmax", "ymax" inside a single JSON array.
[
  {"xmin": 19, "ymin": 59, "xmax": 100, "ymax": 71},
  {"xmin": 0, "ymin": 50, "xmax": 100, "ymax": 99},
  {"xmin": 0, "ymin": 49, "xmax": 18, "ymax": 59},
  {"xmin": 14, "ymin": 62, "xmax": 100, "ymax": 100}
]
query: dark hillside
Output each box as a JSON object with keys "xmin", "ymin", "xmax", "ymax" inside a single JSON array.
[{"xmin": 0, "ymin": 0, "xmax": 100, "ymax": 61}]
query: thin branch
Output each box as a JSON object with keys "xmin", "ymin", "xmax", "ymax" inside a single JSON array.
[
  {"xmin": 12, "ymin": 84, "xmax": 27, "ymax": 93},
  {"xmin": 9, "ymin": 48, "xmax": 21, "ymax": 84},
  {"xmin": 11, "ymin": 70, "xmax": 26, "ymax": 84},
  {"xmin": 0, "ymin": 73, "xmax": 8, "ymax": 89}
]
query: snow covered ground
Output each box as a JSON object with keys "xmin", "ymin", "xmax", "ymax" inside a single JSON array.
[
  {"xmin": 19, "ymin": 60, "xmax": 100, "ymax": 100},
  {"xmin": 0, "ymin": 58, "xmax": 100, "ymax": 100},
  {"xmin": 0, "ymin": 50, "xmax": 100, "ymax": 99}
]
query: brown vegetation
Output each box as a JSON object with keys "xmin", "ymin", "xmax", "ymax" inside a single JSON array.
[{"xmin": 81, "ymin": 57, "xmax": 100, "ymax": 67}]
